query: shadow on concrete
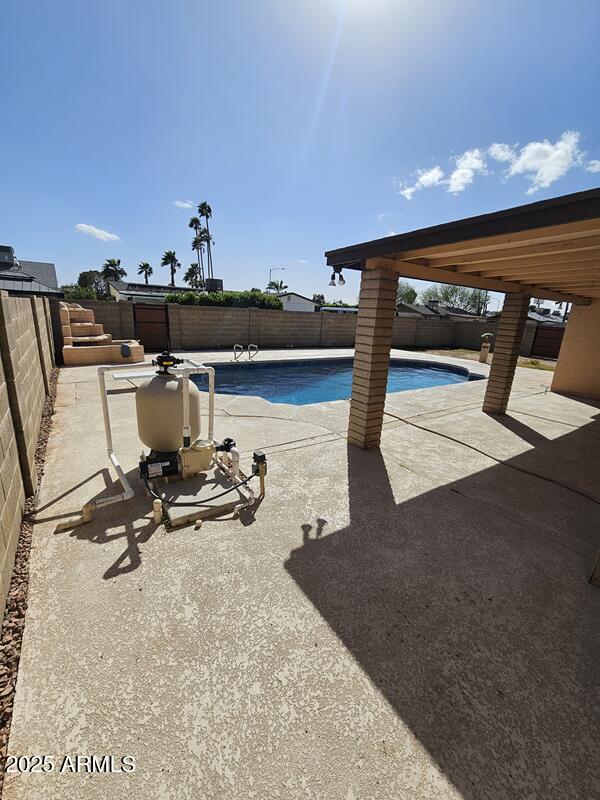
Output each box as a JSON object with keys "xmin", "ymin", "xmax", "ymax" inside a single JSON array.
[
  {"xmin": 286, "ymin": 421, "xmax": 600, "ymax": 799},
  {"xmin": 49, "ymin": 464, "xmax": 260, "ymax": 578}
]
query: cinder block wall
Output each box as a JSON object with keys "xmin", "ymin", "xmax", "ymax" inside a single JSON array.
[
  {"xmin": 552, "ymin": 300, "xmax": 600, "ymax": 399},
  {"xmin": 0, "ymin": 353, "xmax": 25, "ymax": 616},
  {"xmin": 48, "ymin": 298, "xmax": 543, "ymax": 356},
  {"xmin": 413, "ymin": 318, "xmax": 456, "ymax": 347},
  {"xmin": 77, "ymin": 299, "xmax": 135, "ymax": 340},
  {"xmin": 256, "ymin": 310, "xmax": 321, "ymax": 348},
  {"xmin": 174, "ymin": 306, "xmax": 251, "ymax": 349},
  {"xmin": 32, "ymin": 297, "xmax": 53, "ymax": 392},
  {"xmin": 0, "ymin": 295, "xmax": 48, "ymax": 495},
  {"xmin": 320, "ymin": 313, "xmax": 357, "ymax": 347},
  {"xmin": 392, "ymin": 315, "xmax": 419, "ymax": 347},
  {"xmin": 452, "ymin": 318, "xmax": 536, "ymax": 356}
]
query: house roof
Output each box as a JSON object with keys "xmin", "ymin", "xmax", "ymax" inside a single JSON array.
[
  {"xmin": 325, "ymin": 188, "xmax": 600, "ymax": 306},
  {"xmin": 109, "ymin": 280, "xmax": 203, "ymax": 297},
  {"xmin": 528, "ymin": 310, "xmax": 565, "ymax": 324},
  {"xmin": 277, "ymin": 292, "xmax": 320, "ymax": 304},
  {"xmin": 397, "ymin": 302, "xmax": 475, "ymax": 317},
  {"xmin": 0, "ymin": 260, "xmax": 60, "ymax": 296}
]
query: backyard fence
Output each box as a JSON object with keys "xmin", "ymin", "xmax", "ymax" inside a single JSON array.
[
  {"xmin": 0, "ymin": 292, "xmax": 55, "ymax": 614},
  {"xmin": 49, "ymin": 298, "xmax": 541, "ymax": 360}
]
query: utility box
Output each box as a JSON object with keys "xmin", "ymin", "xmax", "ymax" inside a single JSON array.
[{"xmin": 204, "ymin": 278, "xmax": 223, "ymax": 292}]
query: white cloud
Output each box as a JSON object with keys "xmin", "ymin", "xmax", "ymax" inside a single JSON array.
[
  {"xmin": 505, "ymin": 131, "xmax": 583, "ymax": 194},
  {"xmin": 447, "ymin": 148, "xmax": 488, "ymax": 194},
  {"xmin": 174, "ymin": 200, "xmax": 194, "ymax": 209},
  {"xmin": 394, "ymin": 130, "xmax": 593, "ymax": 201},
  {"xmin": 75, "ymin": 223, "xmax": 120, "ymax": 242},
  {"xmin": 294, "ymin": 259, "xmax": 310, "ymax": 263},
  {"xmin": 489, "ymin": 142, "xmax": 516, "ymax": 163},
  {"xmin": 395, "ymin": 165, "xmax": 445, "ymax": 200},
  {"xmin": 377, "ymin": 211, "xmax": 396, "ymax": 220}
]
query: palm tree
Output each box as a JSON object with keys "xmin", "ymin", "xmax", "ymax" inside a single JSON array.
[
  {"xmin": 137, "ymin": 261, "xmax": 153, "ymax": 284},
  {"xmin": 101, "ymin": 258, "xmax": 126, "ymax": 285},
  {"xmin": 198, "ymin": 202, "xmax": 213, "ymax": 279},
  {"xmin": 184, "ymin": 263, "xmax": 200, "ymax": 288},
  {"xmin": 188, "ymin": 216, "xmax": 204, "ymax": 281},
  {"xmin": 191, "ymin": 232, "xmax": 207, "ymax": 283},
  {"xmin": 161, "ymin": 250, "xmax": 180, "ymax": 286},
  {"xmin": 266, "ymin": 279, "xmax": 288, "ymax": 293}
]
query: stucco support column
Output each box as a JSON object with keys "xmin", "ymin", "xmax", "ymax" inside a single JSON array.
[
  {"xmin": 482, "ymin": 293, "xmax": 530, "ymax": 414},
  {"xmin": 348, "ymin": 262, "xmax": 399, "ymax": 449}
]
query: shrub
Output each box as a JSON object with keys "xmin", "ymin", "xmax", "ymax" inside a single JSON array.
[
  {"xmin": 62, "ymin": 285, "xmax": 97, "ymax": 300},
  {"xmin": 165, "ymin": 289, "xmax": 282, "ymax": 310}
]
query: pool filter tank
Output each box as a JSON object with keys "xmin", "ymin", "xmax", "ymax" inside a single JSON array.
[{"xmin": 136, "ymin": 365, "xmax": 202, "ymax": 452}]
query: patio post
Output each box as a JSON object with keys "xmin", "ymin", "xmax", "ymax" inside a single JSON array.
[
  {"xmin": 348, "ymin": 261, "xmax": 399, "ymax": 449},
  {"xmin": 482, "ymin": 292, "xmax": 531, "ymax": 414}
]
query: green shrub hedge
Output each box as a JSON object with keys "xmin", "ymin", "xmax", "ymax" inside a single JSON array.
[{"xmin": 164, "ymin": 289, "xmax": 283, "ymax": 310}]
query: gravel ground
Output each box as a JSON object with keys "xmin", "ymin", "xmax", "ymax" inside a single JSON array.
[{"xmin": 0, "ymin": 368, "xmax": 58, "ymax": 792}]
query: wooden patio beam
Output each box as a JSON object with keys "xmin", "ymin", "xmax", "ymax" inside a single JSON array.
[{"xmin": 370, "ymin": 258, "xmax": 592, "ymax": 305}]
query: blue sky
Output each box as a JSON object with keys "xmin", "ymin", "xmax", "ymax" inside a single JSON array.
[{"xmin": 1, "ymin": 0, "xmax": 599, "ymax": 306}]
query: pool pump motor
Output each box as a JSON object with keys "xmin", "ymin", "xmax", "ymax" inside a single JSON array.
[{"xmin": 56, "ymin": 351, "xmax": 266, "ymax": 532}]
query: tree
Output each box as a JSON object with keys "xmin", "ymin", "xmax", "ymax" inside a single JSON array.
[
  {"xmin": 266, "ymin": 279, "xmax": 288, "ymax": 293},
  {"xmin": 419, "ymin": 284, "xmax": 488, "ymax": 315},
  {"xmin": 469, "ymin": 289, "xmax": 489, "ymax": 316},
  {"xmin": 161, "ymin": 250, "xmax": 180, "ymax": 286},
  {"xmin": 396, "ymin": 280, "xmax": 417, "ymax": 305},
  {"xmin": 101, "ymin": 258, "xmax": 126, "ymax": 283},
  {"xmin": 77, "ymin": 269, "xmax": 105, "ymax": 296},
  {"xmin": 312, "ymin": 293, "xmax": 325, "ymax": 305},
  {"xmin": 188, "ymin": 216, "xmax": 204, "ymax": 281},
  {"xmin": 137, "ymin": 261, "xmax": 153, "ymax": 284},
  {"xmin": 62, "ymin": 284, "xmax": 97, "ymax": 300},
  {"xmin": 191, "ymin": 229, "xmax": 210, "ymax": 284},
  {"xmin": 198, "ymin": 202, "xmax": 213, "ymax": 279},
  {"xmin": 184, "ymin": 263, "xmax": 201, "ymax": 288}
]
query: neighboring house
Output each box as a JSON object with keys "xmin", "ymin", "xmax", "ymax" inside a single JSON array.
[
  {"xmin": 397, "ymin": 300, "xmax": 476, "ymax": 318},
  {"xmin": 320, "ymin": 306, "xmax": 358, "ymax": 313},
  {"xmin": 528, "ymin": 308, "xmax": 566, "ymax": 325},
  {"xmin": 108, "ymin": 280, "xmax": 205, "ymax": 304},
  {"xmin": 277, "ymin": 292, "xmax": 320, "ymax": 312},
  {"xmin": 0, "ymin": 244, "xmax": 61, "ymax": 297}
]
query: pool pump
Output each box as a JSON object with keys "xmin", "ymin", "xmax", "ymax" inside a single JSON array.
[{"xmin": 57, "ymin": 351, "xmax": 267, "ymax": 532}]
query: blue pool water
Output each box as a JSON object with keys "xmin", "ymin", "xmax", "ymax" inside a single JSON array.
[{"xmin": 192, "ymin": 358, "xmax": 481, "ymax": 405}]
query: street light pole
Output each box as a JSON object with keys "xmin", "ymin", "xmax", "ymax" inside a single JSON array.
[{"xmin": 268, "ymin": 267, "xmax": 285, "ymax": 293}]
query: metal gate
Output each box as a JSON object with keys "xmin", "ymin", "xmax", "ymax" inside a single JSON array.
[
  {"xmin": 530, "ymin": 324, "xmax": 565, "ymax": 359},
  {"xmin": 133, "ymin": 303, "xmax": 169, "ymax": 351}
]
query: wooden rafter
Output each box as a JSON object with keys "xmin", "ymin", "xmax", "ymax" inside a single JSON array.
[{"xmin": 369, "ymin": 258, "xmax": 591, "ymax": 305}]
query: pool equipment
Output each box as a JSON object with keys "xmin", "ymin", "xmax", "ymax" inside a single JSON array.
[{"xmin": 57, "ymin": 351, "xmax": 267, "ymax": 531}]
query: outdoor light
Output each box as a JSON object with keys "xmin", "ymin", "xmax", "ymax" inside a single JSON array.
[
  {"xmin": 338, "ymin": 270, "xmax": 345, "ymax": 286},
  {"xmin": 329, "ymin": 272, "xmax": 336, "ymax": 287}
]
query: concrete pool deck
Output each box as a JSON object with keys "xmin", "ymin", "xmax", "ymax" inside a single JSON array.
[{"xmin": 5, "ymin": 348, "xmax": 600, "ymax": 799}]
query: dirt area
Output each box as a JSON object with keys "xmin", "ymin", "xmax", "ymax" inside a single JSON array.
[
  {"xmin": 0, "ymin": 369, "xmax": 58, "ymax": 791},
  {"xmin": 424, "ymin": 348, "xmax": 556, "ymax": 371}
]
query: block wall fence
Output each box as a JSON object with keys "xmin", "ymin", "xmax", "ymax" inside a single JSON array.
[
  {"xmin": 0, "ymin": 292, "xmax": 55, "ymax": 615},
  {"xmin": 49, "ymin": 299, "xmax": 539, "ymax": 360}
]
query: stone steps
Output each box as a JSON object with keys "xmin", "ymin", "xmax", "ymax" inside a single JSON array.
[
  {"xmin": 72, "ymin": 334, "xmax": 113, "ymax": 345},
  {"xmin": 70, "ymin": 322, "xmax": 105, "ymax": 336}
]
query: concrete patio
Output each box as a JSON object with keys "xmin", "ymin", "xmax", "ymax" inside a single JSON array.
[{"xmin": 5, "ymin": 348, "xmax": 600, "ymax": 800}]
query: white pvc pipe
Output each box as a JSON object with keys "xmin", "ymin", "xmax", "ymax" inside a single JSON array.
[
  {"xmin": 96, "ymin": 358, "xmax": 216, "ymax": 515},
  {"xmin": 179, "ymin": 359, "xmax": 215, "ymax": 443},
  {"xmin": 230, "ymin": 446, "xmax": 240, "ymax": 479}
]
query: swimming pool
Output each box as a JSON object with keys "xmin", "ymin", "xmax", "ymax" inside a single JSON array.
[{"xmin": 192, "ymin": 358, "xmax": 482, "ymax": 405}]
